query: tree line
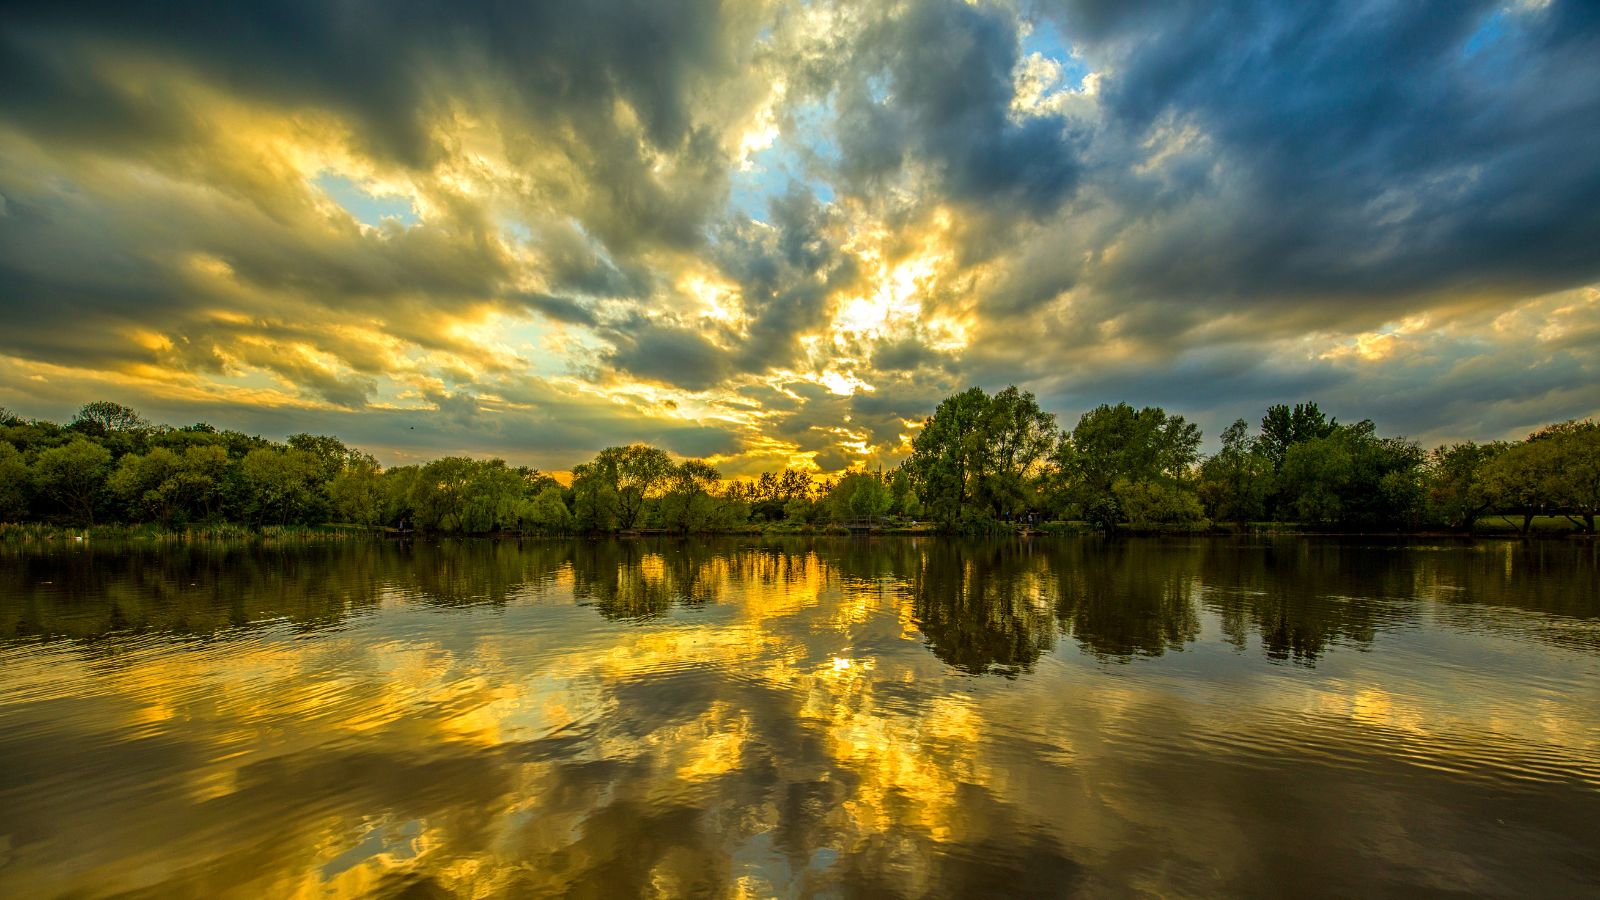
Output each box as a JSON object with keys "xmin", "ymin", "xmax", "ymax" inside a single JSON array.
[{"xmin": 0, "ymin": 392, "xmax": 1595, "ymax": 534}]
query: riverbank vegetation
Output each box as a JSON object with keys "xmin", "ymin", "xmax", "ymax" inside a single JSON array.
[{"xmin": 0, "ymin": 394, "xmax": 1595, "ymax": 536}]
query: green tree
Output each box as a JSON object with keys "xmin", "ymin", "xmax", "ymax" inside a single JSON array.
[
  {"xmin": 571, "ymin": 474, "xmax": 621, "ymax": 532},
  {"xmin": 1198, "ymin": 419, "xmax": 1271, "ymax": 524},
  {"xmin": 575, "ymin": 444, "xmax": 674, "ymax": 529},
  {"xmin": 409, "ymin": 457, "xmax": 476, "ymax": 532},
  {"xmin": 1277, "ymin": 422, "xmax": 1422, "ymax": 528},
  {"xmin": 905, "ymin": 386, "xmax": 995, "ymax": 526},
  {"xmin": 975, "ymin": 386, "xmax": 1057, "ymax": 519},
  {"xmin": 241, "ymin": 447, "xmax": 324, "ymax": 526},
  {"xmin": 1424, "ymin": 441, "xmax": 1508, "ymax": 531},
  {"xmin": 658, "ymin": 459, "xmax": 722, "ymax": 532},
  {"xmin": 288, "ymin": 433, "xmax": 373, "ymax": 483},
  {"xmin": 460, "ymin": 460, "xmax": 526, "ymax": 533},
  {"xmin": 329, "ymin": 457, "xmax": 386, "ymax": 526},
  {"xmin": 1112, "ymin": 477, "xmax": 1207, "ymax": 529},
  {"xmin": 0, "ymin": 441, "xmax": 30, "ymax": 521},
  {"xmin": 827, "ymin": 470, "xmax": 892, "ymax": 521},
  {"xmin": 176, "ymin": 445, "xmax": 230, "ymax": 521},
  {"xmin": 108, "ymin": 447, "xmax": 185, "ymax": 525},
  {"xmin": 72, "ymin": 401, "xmax": 148, "ymax": 434},
  {"xmin": 32, "ymin": 438, "xmax": 113, "ymax": 524},
  {"xmin": 1525, "ymin": 420, "xmax": 1600, "ymax": 532},
  {"xmin": 380, "ymin": 465, "xmax": 422, "ymax": 527},
  {"xmin": 1055, "ymin": 403, "xmax": 1201, "ymax": 529},
  {"xmin": 519, "ymin": 485, "xmax": 572, "ymax": 533},
  {"xmin": 1258, "ymin": 402, "xmax": 1337, "ymax": 471},
  {"xmin": 887, "ymin": 468, "xmax": 921, "ymax": 518}
]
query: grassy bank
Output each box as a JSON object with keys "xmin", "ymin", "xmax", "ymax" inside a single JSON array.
[
  {"xmin": 2, "ymin": 516, "xmax": 1588, "ymax": 546},
  {"xmin": 0, "ymin": 522, "xmax": 382, "ymax": 546}
]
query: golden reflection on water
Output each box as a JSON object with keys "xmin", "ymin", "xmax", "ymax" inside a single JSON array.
[{"xmin": 0, "ymin": 537, "xmax": 1598, "ymax": 898}]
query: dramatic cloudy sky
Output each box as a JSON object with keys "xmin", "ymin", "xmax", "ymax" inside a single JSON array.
[{"xmin": 2, "ymin": 0, "xmax": 1597, "ymax": 473}]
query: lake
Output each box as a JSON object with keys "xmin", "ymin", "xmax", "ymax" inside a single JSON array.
[{"xmin": 1, "ymin": 537, "xmax": 1597, "ymax": 898}]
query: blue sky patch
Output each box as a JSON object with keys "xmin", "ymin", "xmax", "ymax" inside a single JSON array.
[{"xmin": 313, "ymin": 172, "xmax": 419, "ymax": 227}]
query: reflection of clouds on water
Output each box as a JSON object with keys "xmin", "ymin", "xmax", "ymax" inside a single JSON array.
[{"xmin": 0, "ymin": 538, "xmax": 1596, "ymax": 897}]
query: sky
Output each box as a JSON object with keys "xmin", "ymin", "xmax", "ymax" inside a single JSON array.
[{"xmin": 1, "ymin": 0, "xmax": 1597, "ymax": 475}]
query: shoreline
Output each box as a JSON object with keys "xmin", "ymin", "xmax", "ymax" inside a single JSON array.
[{"xmin": 2, "ymin": 521, "xmax": 1592, "ymax": 545}]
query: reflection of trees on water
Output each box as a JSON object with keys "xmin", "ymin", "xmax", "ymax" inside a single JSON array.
[
  {"xmin": 1412, "ymin": 540, "xmax": 1600, "ymax": 651},
  {"xmin": 909, "ymin": 541, "xmax": 1055, "ymax": 677},
  {"xmin": 1, "ymin": 543, "xmax": 383, "ymax": 640},
  {"xmin": 819, "ymin": 537, "xmax": 925, "ymax": 586},
  {"xmin": 405, "ymin": 540, "xmax": 571, "ymax": 608},
  {"xmin": 3, "ymin": 536, "xmax": 1594, "ymax": 660},
  {"xmin": 0, "ymin": 540, "xmax": 575, "ymax": 641},
  {"xmin": 1050, "ymin": 539, "xmax": 1204, "ymax": 660},
  {"xmin": 1200, "ymin": 541, "xmax": 1386, "ymax": 664},
  {"xmin": 568, "ymin": 540, "xmax": 722, "ymax": 620}
]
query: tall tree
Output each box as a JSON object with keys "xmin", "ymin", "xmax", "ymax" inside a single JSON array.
[
  {"xmin": 1258, "ymin": 402, "xmax": 1337, "ymax": 471},
  {"xmin": 0, "ymin": 442, "xmax": 30, "ymax": 521},
  {"xmin": 1424, "ymin": 441, "xmax": 1508, "ymax": 531},
  {"xmin": 241, "ymin": 448, "xmax": 324, "ymax": 526},
  {"xmin": 1055, "ymin": 403, "xmax": 1201, "ymax": 529},
  {"xmin": 658, "ymin": 460, "xmax": 723, "ymax": 531},
  {"xmin": 905, "ymin": 386, "xmax": 1000, "ymax": 526},
  {"xmin": 329, "ymin": 457, "xmax": 386, "ymax": 526},
  {"xmin": 976, "ymin": 385, "xmax": 1057, "ymax": 518},
  {"xmin": 1277, "ymin": 421, "xmax": 1423, "ymax": 528},
  {"xmin": 32, "ymin": 438, "xmax": 113, "ymax": 524},
  {"xmin": 1526, "ymin": 420, "xmax": 1600, "ymax": 532},
  {"xmin": 72, "ymin": 401, "xmax": 148, "ymax": 433},
  {"xmin": 1198, "ymin": 419, "xmax": 1271, "ymax": 524},
  {"xmin": 576, "ymin": 444, "xmax": 674, "ymax": 529}
]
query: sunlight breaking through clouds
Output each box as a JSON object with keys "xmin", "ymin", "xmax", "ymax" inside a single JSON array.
[{"xmin": 1, "ymin": 0, "xmax": 1597, "ymax": 469}]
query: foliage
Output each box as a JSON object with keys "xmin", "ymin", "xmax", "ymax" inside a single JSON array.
[
  {"xmin": 520, "ymin": 486, "xmax": 573, "ymax": 533},
  {"xmin": 1113, "ymin": 477, "xmax": 1208, "ymax": 529},
  {"xmin": 905, "ymin": 385, "xmax": 1053, "ymax": 526},
  {"xmin": 328, "ymin": 457, "xmax": 386, "ymax": 526},
  {"xmin": 826, "ymin": 470, "xmax": 893, "ymax": 521},
  {"xmin": 1, "ymin": 396, "xmax": 1593, "ymax": 537},
  {"xmin": 1276, "ymin": 422, "xmax": 1423, "ymax": 528},
  {"xmin": 1258, "ymin": 402, "xmax": 1337, "ymax": 471},
  {"xmin": 574, "ymin": 444, "xmax": 674, "ymax": 529},
  {"xmin": 1055, "ymin": 403, "xmax": 1202, "ymax": 528},
  {"xmin": 32, "ymin": 438, "xmax": 113, "ymax": 524},
  {"xmin": 0, "ymin": 442, "xmax": 30, "ymax": 521},
  {"xmin": 241, "ymin": 448, "xmax": 325, "ymax": 526},
  {"xmin": 108, "ymin": 445, "xmax": 229, "ymax": 526},
  {"xmin": 1197, "ymin": 420, "xmax": 1271, "ymax": 524},
  {"xmin": 72, "ymin": 401, "xmax": 149, "ymax": 434},
  {"xmin": 1424, "ymin": 441, "xmax": 1508, "ymax": 530}
]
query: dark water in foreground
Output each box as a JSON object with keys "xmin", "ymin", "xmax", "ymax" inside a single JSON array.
[{"xmin": 1, "ymin": 538, "xmax": 1597, "ymax": 899}]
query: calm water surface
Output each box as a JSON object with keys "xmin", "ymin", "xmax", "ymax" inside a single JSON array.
[{"xmin": 1, "ymin": 537, "xmax": 1597, "ymax": 898}]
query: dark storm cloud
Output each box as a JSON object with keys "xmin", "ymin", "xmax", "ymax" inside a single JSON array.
[
  {"xmin": 0, "ymin": 165, "xmax": 512, "ymax": 373},
  {"xmin": 837, "ymin": 0, "xmax": 1083, "ymax": 214},
  {"xmin": 531, "ymin": 221, "xmax": 653, "ymax": 301},
  {"xmin": 0, "ymin": 0, "xmax": 729, "ymax": 170},
  {"xmin": 870, "ymin": 337, "xmax": 955, "ymax": 374},
  {"xmin": 1049, "ymin": 0, "xmax": 1600, "ymax": 310},
  {"xmin": 0, "ymin": 0, "xmax": 746, "ymax": 367},
  {"xmin": 513, "ymin": 293, "xmax": 600, "ymax": 329},
  {"xmin": 598, "ymin": 185, "xmax": 858, "ymax": 392},
  {"xmin": 716, "ymin": 187, "xmax": 857, "ymax": 372},
  {"xmin": 600, "ymin": 319, "xmax": 735, "ymax": 393}
]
